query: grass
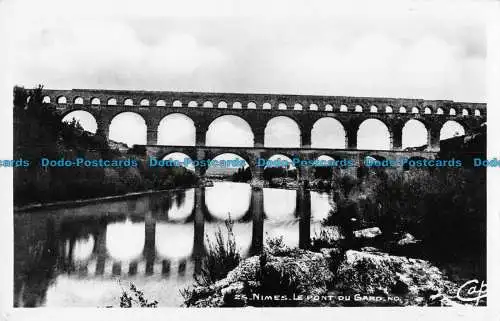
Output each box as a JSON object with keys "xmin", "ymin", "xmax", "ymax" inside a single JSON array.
[
  {"xmin": 310, "ymin": 227, "xmax": 342, "ymax": 251},
  {"xmin": 194, "ymin": 217, "xmax": 241, "ymax": 287},
  {"xmin": 181, "ymin": 216, "xmax": 242, "ymax": 306}
]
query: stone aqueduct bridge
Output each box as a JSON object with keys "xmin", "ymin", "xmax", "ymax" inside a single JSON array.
[{"xmin": 43, "ymin": 89, "xmax": 486, "ymax": 179}]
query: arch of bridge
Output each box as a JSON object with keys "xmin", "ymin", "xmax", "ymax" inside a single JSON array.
[
  {"xmin": 45, "ymin": 89, "xmax": 486, "ymax": 115},
  {"xmin": 48, "ymin": 89, "xmax": 486, "ymax": 150}
]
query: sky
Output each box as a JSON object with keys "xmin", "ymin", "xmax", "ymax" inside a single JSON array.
[{"xmin": 5, "ymin": 0, "xmax": 487, "ymax": 153}]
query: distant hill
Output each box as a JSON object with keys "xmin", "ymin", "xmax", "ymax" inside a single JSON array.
[{"xmin": 206, "ymin": 166, "xmax": 240, "ymax": 176}]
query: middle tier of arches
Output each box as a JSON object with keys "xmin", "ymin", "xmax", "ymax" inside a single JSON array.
[{"xmin": 62, "ymin": 110, "xmax": 470, "ymax": 151}]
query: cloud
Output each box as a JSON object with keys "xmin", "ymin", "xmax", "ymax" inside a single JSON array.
[
  {"xmin": 9, "ymin": 17, "xmax": 229, "ymax": 90},
  {"xmin": 4, "ymin": 0, "xmax": 488, "ymax": 147},
  {"xmin": 6, "ymin": 1, "xmax": 487, "ymax": 102}
]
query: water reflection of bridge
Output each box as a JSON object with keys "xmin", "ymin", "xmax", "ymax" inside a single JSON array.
[{"xmin": 60, "ymin": 186, "xmax": 313, "ymax": 279}]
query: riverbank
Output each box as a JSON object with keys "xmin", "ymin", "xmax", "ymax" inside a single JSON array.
[
  {"xmin": 181, "ymin": 245, "xmax": 468, "ymax": 307},
  {"xmin": 14, "ymin": 179, "xmax": 335, "ymax": 213},
  {"xmin": 180, "ymin": 218, "xmax": 486, "ymax": 307},
  {"xmin": 14, "ymin": 185, "xmax": 198, "ymax": 212}
]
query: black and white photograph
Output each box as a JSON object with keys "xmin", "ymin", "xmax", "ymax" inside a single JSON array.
[{"xmin": 1, "ymin": 0, "xmax": 499, "ymax": 319}]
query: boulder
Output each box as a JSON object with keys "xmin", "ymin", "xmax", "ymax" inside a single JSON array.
[
  {"xmin": 397, "ymin": 233, "xmax": 420, "ymax": 246},
  {"xmin": 353, "ymin": 227, "xmax": 382, "ymax": 239},
  {"xmin": 182, "ymin": 249, "xmax": 336, "ymax": 307},
  {"xmin": 334, "ymin": 250, "xmax": 458, "ymax": 306},
  {"xmin": 360, "ymin": 246, "xmax": 382, "ymax": 253},
  {"xmin": 182, "ymin": 248, "xmax": 461, "ymax": 307}
]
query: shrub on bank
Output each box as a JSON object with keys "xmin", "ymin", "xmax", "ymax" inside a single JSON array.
[
  {"xmin": 119, "ymin": 283, "xmax": 158, "ymax": 308},
  {"xmin": 194, "ymin": 218, "xmax": 241, "ymax": 287},
  {"xmin": 323, "ymin": 166, "xmax": 486, "ymax": 268}
]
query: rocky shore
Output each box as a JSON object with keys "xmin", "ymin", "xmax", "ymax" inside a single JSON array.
[{"xmin": 181, "ymin": 246, "xmax": 463, "ymax": 307}]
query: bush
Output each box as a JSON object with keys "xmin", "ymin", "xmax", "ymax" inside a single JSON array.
[
  {"xmin": 323, "ymin": 165, "xmax": 486, "ymax": 271},
  {"xmin": 264, "ymin": 235, "xmax": 296, "ymax": 257},
  {"xmin": 119, "ymin": 283, "xmax": 158, "ymax": 308},
  {"xmin": 195, "ymin": 218, "xmax": 241, "ymax": 286},
  {"xmin": 251, "ymin": 252, "xmax": 301, "ymax": 307},
  {"xmin": 310, "ymin": 227, "xmax": 342, "ymax": 251}
]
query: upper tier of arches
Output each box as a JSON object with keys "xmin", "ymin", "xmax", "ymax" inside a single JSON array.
[{"xmin": 44, "ymin": 89, "xmax": 486, "ymax": 117}]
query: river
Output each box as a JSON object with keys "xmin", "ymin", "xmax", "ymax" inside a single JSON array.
[{"xmin": 13, "ymin": 182, "xmax": 335, "ymax": 307}]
